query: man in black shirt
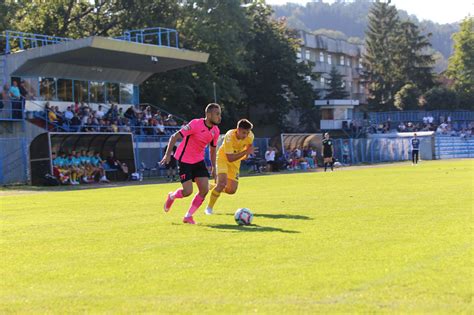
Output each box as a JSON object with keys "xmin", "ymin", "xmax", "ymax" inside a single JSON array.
[
  {"xmin": 411, "ymin": 133, "xmax": 420, "ymax": 165},
  {"xmin": 322, "ymin": 132, "xmax": 334, "ymax": 172}
]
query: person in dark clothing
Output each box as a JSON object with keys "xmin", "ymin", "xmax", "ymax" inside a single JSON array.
[
  {"xmin": 322, "ymin": 132, "xmax": 334, "ymax": 172},
  {"xmin": 164, "ymin": 145, "xmax": 178, "ymax": 181},
  {"xmin": 411, "ymin": 133, "xmax": 421, "ymax": 165}
]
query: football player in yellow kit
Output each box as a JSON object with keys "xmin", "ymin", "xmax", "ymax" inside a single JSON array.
[{"xmin": 205, "ymin": 119, "xmax": 254, "ymax": 215}]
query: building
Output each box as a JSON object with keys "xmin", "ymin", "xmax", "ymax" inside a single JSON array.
[{"xmin": 297, "ymin": 30, "xmax": 367, "ymax": 104}]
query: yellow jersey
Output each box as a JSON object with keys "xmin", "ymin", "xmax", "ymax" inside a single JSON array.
[{"xmin": 217, "ymin": 129, "xmax": 254, "ymax": 166}]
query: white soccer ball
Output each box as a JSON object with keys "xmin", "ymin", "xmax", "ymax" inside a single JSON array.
[{"xmin": 234, "ymin": 208, "xmax": 254, "ymax": 226}]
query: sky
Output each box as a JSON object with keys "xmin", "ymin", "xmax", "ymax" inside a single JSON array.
[{"xmin": 265, "ymin": 0, "xmax": 473, "ymax": 24}]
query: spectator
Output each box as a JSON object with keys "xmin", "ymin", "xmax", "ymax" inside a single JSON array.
[
  {"xmin": 19, "ymin": 80, "xmax": 30, "ymax": 100},
  {"xmin": 9, "ymin": 81, "xmax": 22, "ymax": 119},
  {"xmin": 8, "ymin": 81, "xmax": 21, "ymax": 100},
  {"xmin": 64, "ymin": 106, "xmax": 74, "ymax": 121},
  {"xmin": 165, "ymin": 114, "xmax": 177, "ymax": 126},
  {"xmin": 106, "ymin": 151, "xmax": 129, "ymax": 179},
  {"xmin": 0, "ymin": 84, "xmax": 9, "ymax": 112},
  {"xmin": 342, "ymin": 140, "xmax": 350, "ymax": 165},
  {"xmin": 95, "ymin": 105, "xmax": 105, "ymax": 120},
  {"xmin": 265, "ymin": 147, "xmax": 276, "ymax": 172}
]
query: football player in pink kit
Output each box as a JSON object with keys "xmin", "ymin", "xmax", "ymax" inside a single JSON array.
[{"xmin": 160, "ymin": 103, "xmax": 221, "ymax": 224}]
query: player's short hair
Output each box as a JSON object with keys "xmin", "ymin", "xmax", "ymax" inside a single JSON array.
[
  {"xmin": 237, "ymin": 119, "xmax": 253, "ymax": 130},
  {"xmin": 205, "ymin": 103, "xmax": 221, "ymax": 113}
]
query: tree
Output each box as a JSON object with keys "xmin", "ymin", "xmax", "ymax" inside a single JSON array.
[
  {"xmin": 238, "ymin": 2, "xmax": 316, "ymax": 132},
  {"xmin": 422, "ymin": 87, "xmax": 459, "ymax": 110},
  {"xmin": 362, "ymin": 0, "xmax": 400, "ymax": 110},
  {"xmin": 325, "ymin": 66, "xmax": 349, "ymax": 99},
  {"xmin": 394, "ymin": 83, "xmax": 420, "ymax": 110},
  {"xmin": 393, "ymin": 21, "xmax": 435, "ymax": 93},
  {"xmin": 447, "ymin": 17, "xmax": 474, "ymax": 109}
]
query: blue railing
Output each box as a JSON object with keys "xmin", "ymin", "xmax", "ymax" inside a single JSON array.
[
  {"xmin": 369, "ymin": 110, "xmax": 474, "ymax": 125},
  {"xmin": 114, "ymin": 27, "xmax": 179, "ymax": 48},
  {"xmin": 1, "ymin": 27, "xmax": 179, "ymax": 55},
  {"xmin": 0, "ymin": 99, "xmax": 24, "ymax": 121},
  {"xmin": 1, "ymin": 31, "xmax": 73, "ymax": 54}
]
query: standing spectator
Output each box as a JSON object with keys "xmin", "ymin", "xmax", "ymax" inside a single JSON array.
[
  {"xmin": 164, "ymin": 144, "xmax": 178, "ymax": 182},
  {"xmin": 265, "ymin": 147, "xmax": 276, "ymax": 172},
  {"xmin": 411, "ymin": 133, "xmax": 420, "ymax": 165},
  {"xmin": 0, "ymin": 84, "xmax": 9, "ymax": 113},
  {"xmin": 19, "ymin": 80, "xmax": 30, "ymax": 100},
  {"xmin": 322, "ymin": 133, "xmax": 334, "ymax": 172},
  {"xmin": 342, "ymin": 140, "xmax": 350, "ymax": 165},
  {"xmin": 9, "ymin": 81, "xmax": 22, "ymax": 119}
]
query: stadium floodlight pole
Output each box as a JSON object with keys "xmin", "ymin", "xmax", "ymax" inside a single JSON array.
[{"xmin": 213, "ymin": 82, "xmax": 217, "ymax": 103}]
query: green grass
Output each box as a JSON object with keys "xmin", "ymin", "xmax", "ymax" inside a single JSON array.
[{"xmin": 1, "ymin": 160, "xmax": 473, "ymax": 313}]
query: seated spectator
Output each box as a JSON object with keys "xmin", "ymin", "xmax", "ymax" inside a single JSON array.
[
  {"xmin": 118, "ymin": 107, "xmax": 124, "ymax": 119},
  {"xmin": 124, "ymin": 106, "xmax": 136, "ymax": 121},
  {"xmin": 64, "ymin": 106, "xmax": 74, "ymax": 121},
  {"xmin": 48, "ymin": 106, "xmax": 58, "ymax": 123},
  {"xmin": 165, "ymin": 114, "xmax": 177, "ymax": 126},
  {"xmin": 95, "ymin": 105, "xmax": 105, "ymax": 120}
]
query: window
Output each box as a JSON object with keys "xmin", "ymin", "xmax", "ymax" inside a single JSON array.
[
  {"xmin": 321, "ymin": 109, "xmax": 334, "ymax": 120},
  {"xmin": 347, "ymin": 58, "xmax": 351, "ymax": 66},
  {"xmin": 359, "ymin": 57, "xmax": 363, "ymax": 69},
  {"xmin": 120, "ymin": 83, "xmax": 133, "ymax": 104},
  {"xmin": 57, "ymin": 79, "xmax": 73, "ymax": 101},
  {"xmin": 328, "ymin": 54, "xmax": 332, "ymax": 65},
  {"xmin": 296, "ymin": 47, "xmax": 302, "ymax": 59},
  {"xmin": 341, "ymin": 81, "xmax": 346, "ymax": 88},
  {"xmin": 319, "ymin": 52, "xmax": 324, "ymax": 62},
  {"xmin": 107, "ymin": 83, "xmax": 120, "ymax": 103},
  {"xmin": 320, "ymin": 77, "xmax": 325, "ymax": 85},
  {"xmin": 340, "ymin": 55, "xmax": 345, "ymax": 66},
  {"xmin": 359, "ymin": 84, "xmax": 364, "ymax": 93},
  {"xmin": 74, "ymin": 80, "xmax": 88, "ymax": 103},
  {"xmin": 40, "ymin": 78, "xmax": 56, "ymax": 101},
  {"xmin": 305, "ymin": 49, "xmax": 310, "ymax": 60},
  {"xmin": 89, "ymin": 81, "xmax": 105, "ymax": 103}
]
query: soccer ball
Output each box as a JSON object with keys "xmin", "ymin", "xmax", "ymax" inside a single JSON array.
[{"xmin": 234, "ymin": 208, "xmax": 253, "ymax": 226}]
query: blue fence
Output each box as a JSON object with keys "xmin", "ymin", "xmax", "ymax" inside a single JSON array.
[
  {"xmin": 0, "ymin": 100, "xmax": 24, "ymax": 120},
  {"xmin": 369, "ymin": 110, "xmax": 474, "ymax": 125},
  {"xmin": 0, "ymin": 31, "xmax": 72, "ymax": 54},
  {"xmin": 0, "ymin": 137, "xmax": 29, "ymax": 185},
  {"xmin": 114, "ymin": 27, "xmax": 179, "ymax": 48},
  {"xmin": 1, "ymin": 27, "xmax": 179, "ymax": 55},
  {"xmin": 435, "ymin": 135, "xmax": 474, "ymax": 159}
]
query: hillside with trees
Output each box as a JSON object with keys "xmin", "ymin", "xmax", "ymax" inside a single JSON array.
[{"xmin": 271, "ymin": 0, "xmax": 460, "ymax": 73}]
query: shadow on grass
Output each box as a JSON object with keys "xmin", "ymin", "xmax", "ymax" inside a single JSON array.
[
  {"xmin": 255, "ymin": 213, "xmax": 313, "ymax": 220},
  {"xmin": 204, "ymin": 224, "xmax": 300, "ymax": 234},
  {"xmin": 214, "ymin": 213, "xmax": 312, "ymax": 221}
]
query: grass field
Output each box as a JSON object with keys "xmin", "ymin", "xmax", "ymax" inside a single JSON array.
[{"xmin": 1, "ymin": 160, "xmax": 473, "ymax": 313}]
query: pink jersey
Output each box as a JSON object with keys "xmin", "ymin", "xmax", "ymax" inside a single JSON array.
[{"xmin": 174, "ymin": 118, "xmax": 220, "ymax": 164}]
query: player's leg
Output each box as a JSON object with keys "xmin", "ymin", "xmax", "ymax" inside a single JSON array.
[
  {"xmin": 183, "ymin": 176, "xmax": 209, "ymax": 224},
  {"xmin": 224, "ymin": 178, "xmax": 238, "ymax": 194},
  {"xmin": 415, "ymin": 150, "xmax": 419, "ymax": 164},
  {"xmin": 164, "ymin": 162, "xmax": 193, "ymax": 212},
  {"xmin": 330, "ymin": 156, "xmax": 334, "ymax": 171},
  {"xmin": 412, "ymin": 151, "xmax": 415, "ymax": 165},
  {"xmin": 206, "ymin": 173, "xmax": 227, "ymax": 214}
]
